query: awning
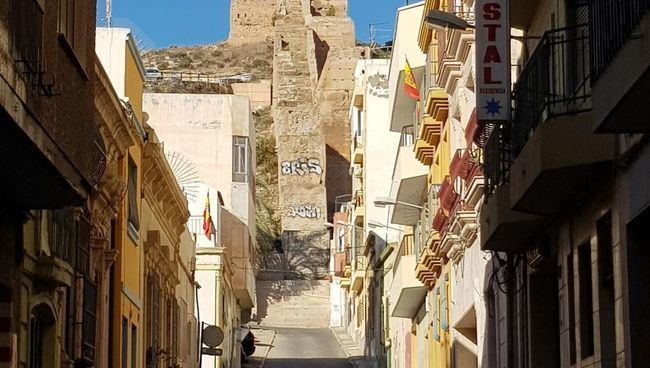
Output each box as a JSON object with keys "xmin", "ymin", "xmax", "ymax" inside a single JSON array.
[
  {"xmin": 391, "ymin": 175, "xmax": 428, "ymax": 226},
  {"xmin": 389, "ymin": 66, "xmax": 425, "ymax": 133}
]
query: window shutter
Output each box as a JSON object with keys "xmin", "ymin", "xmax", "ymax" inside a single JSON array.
[
  {"xmin": 432, "ymin": 287, "xmax": 440, "ymax": 341},
  {"xmin": 440, "ymin": 274, "xmax": 449, "ymax": 331}
]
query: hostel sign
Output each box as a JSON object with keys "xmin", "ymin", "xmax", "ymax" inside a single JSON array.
[{"xmin": 476, "ymin": 0, "xmax": 510, "ymax": 121}]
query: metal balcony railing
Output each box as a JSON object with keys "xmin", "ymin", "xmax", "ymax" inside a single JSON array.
[
  {"xmin": 512, "ymin": 25, "xmax": 591, "ymax": 155},
  {"xmin": 400, "ymin": 125, "xmax": 415, "ymax": 147},
  {"xmin": 483, "ymin": 123, "xmax": 512, "ymax": 197},
  {"xmin": 590, "ymin": 0, "xmax": 650, "ymax": 82}
]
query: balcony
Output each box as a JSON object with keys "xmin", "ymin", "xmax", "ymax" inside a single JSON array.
[
  {"xmin": 414, "ymin": 138, "xmax": 435, "ymax": 165},
  {"xmin": 353, "ymin": 134, "xmax": 364, "ymax": 164},
  {"xmin": 389, "ymin": 236, "xmax": 427, "ymax": 318},
  {"xmin": 221, "ymin": 209, "xmax": 256, "ymax": 309},
  {"xmin": 591, "ymin": 0, "xmax": 650, "ymax": 132},
  {"xmin": 480, "ymin": 126, "xmax": 544, "ymax": 252},
  {"xmin": 351, "ymin": 256, "xmax": 366, "ymax": 292},
  {"xmin": 416, "ymin": 247, "xmax": 443, "ymax": 288},
  {"xmin": 353, "ymin": 189, "xmax": 365, "ymax": 222},
  {"xmin": 508, "ymin": 25, "xmax": 615, "ymax": 215},
  {"xmin": 352, "ymin": 79, "xmax": 366, "ymax": 109},
  {"xmin": 390, "ymin": 146, "xmax": 429, "ymax": 226}
]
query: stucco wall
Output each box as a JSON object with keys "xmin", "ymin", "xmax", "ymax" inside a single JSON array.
[{"xmin": 143, "ymin": 93, "xmax": 255, "ymax": 226}]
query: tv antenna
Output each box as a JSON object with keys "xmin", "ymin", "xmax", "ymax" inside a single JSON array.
[
  {"xmin": 106, "ymin": 0, "xmax": 112, "ymax": 27},
  {"xmin": 369, "ymin": 22, "xmax": 392, "ymax": 49}
]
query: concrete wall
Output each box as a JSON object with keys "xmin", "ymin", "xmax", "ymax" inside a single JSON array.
[
  {"xmin": 231, "ymin": 81, "xmax": 272, "ymax": 109},
  {"xmin": 256, "ymin": 280, "xmax": 331, "ymax": 328},
  {"xmin": 143, "ymin": 93, "xmax": 255, "ymax": 227}
]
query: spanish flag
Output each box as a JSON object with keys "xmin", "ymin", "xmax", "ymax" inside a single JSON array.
[
  {"xmin": 404, "ymin": 57, "xmax": 420, "ymax": 100},
  {"xmin": 202, "ymin": 192, "xmax": 212, "ymax": 237}
]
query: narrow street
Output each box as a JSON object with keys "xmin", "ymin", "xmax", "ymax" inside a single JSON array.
[{"xmin": 264, "ymin": 328, "xmax": 350, "ymax": 368}]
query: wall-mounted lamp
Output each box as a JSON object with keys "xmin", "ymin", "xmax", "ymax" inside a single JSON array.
[
  {"xmin": 424, "ymin": 9, "xmax": 541, "ymax": 40},
  {"xmin": 374, "ymin": 196, "xmax": 424, "ymax": 210}
]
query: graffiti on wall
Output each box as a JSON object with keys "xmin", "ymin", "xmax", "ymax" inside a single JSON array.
[
  {"xmin": 287, "ymin": 204, "xmax": 322, "ymax": 219},
  {"xmin": 281, "ymin": 158, "xmax": 322, "ymax": 176}
]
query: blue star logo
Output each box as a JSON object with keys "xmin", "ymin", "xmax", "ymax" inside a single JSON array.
[{"xmin": 484, "ymin": 98, "xmax": 502, "ymax": 117}]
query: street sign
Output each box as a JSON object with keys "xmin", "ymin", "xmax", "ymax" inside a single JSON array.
[
  {"xmin": 202, "ymin": 325, "xmax": 224, "ymax": 347},
  {"xmin": 476, "ymin": 0, "xmax": 511, "ymax": 121},
  {"xmin": 201, "ymin": 347, "xmax": 223, "ymax": 356}
]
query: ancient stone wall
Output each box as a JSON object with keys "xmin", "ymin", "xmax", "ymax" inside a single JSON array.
[
  {"xmin": 229, "ymin": 0, "xmax": 277, "ymax": 44},
  {"xmin": 269, "ymin": 0, "xmax": 355, "ymax": 280}
]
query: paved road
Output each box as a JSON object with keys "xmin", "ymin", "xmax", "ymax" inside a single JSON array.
[{"xmin": 264, "ymin": 328, "xmax": 351, "ymax": 368}]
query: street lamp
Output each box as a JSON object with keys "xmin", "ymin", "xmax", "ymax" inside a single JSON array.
[
  {"xmin": 425, "ymin": 9, "xmax": 540, "ymax": 40},
  {"xmin": 367, "ymin": 220, "xmax": 403, "ymax": 232},
  {"xmin": 425, "ymin": 9, "xmax": 473, "ymax": 31},
  {"xmin": 374, "ymin": 196, "xmax": 424, "ymax": 210}
]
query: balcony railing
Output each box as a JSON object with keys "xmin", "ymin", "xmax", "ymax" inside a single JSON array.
[
  {"xmin": 512, "ymin": 25, "xmax": 591, "ymax": 154},
  {"xmin": 483, "ymin": 123, "xmax": 512, "ymax": 197},
  {"xmin": 590, "ymin": 0, "xmax": 650, "ymax": 81},
  {"xmin": 9, "ymin": 0, "xmax": 55, "ymax": 98}
]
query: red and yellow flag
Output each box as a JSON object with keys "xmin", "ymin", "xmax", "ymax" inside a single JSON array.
[
  {"xmin": 202, "ymin": 192, "xmax": 212, "ymax": 237},
  {"xmin": 403, "ymin": 57, "xmax": 420, "ymax": 100}
]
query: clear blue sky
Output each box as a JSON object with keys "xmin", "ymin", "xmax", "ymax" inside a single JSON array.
[{"xmin": 97, "ymin": 0, "xmax": 409, "ymax": 49}]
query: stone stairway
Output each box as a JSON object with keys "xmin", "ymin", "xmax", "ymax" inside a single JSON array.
[
  {"xmin": 254, "ymin": 280, "xmax": 331, "ymax": 328},
  {"xmin": 331, "ymin": 326, "xmax": 371, "ymax": 368}
]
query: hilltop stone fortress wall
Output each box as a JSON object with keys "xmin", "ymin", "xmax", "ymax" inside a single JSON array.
[
  {"xmin": 265, "ymin": 0, "xmax": 355, "ymax": 280},
  {"xmin": 229, "ymin": 0, "xmax": 277, "ymax": 44}
]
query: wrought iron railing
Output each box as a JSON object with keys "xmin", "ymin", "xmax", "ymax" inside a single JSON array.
[
  {"xmin": 590, "ymin": 0, "xmax": 649, "ymax": 82},
  {"xmin": 511, "ymin": 25, "xmax": 591, "ymax": 154},
  {"xmin": 10, "ymin": 0, "xmax": 56, "ymax": 98},
  {"xmin": 400, "ymin": 125, "xmax": 415, "ymax": 147},
  {"xmin": 91, "ymin": 136, "xmax": 107, "ymax": 186},
  {"xmin": 483, "ymin": 123, "xmax": 512, "ymax": 197}
]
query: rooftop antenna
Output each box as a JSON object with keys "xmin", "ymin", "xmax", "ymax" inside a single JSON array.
[{"xmin": 106, "ymin": 0, "xmax": 112, "ymax": 27}]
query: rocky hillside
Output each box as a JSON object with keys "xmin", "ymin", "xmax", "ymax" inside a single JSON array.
[
  {"xmin": 141, "ymin": 41, "xmax": 281, "ymax": 263},
  {"xmin": 141, "ymin": 41, "xmax": 273, "ymax": 80},
  {"xmin": 253, "ymin": 107, "xmax": 282, "ymax": 267}
]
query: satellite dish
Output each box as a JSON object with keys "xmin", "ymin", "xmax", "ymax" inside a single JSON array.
[{"xmin": 202, "ymin": 325, "xmax": 224, "ymax": 348}]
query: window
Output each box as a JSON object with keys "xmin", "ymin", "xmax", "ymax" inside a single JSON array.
[
  {"xmin": 432, "ymin": 287, "xmax": 440, "ymax": 341},
  {"xmin": 122, "ymin": 318, "xmax": 128, "ymax": 368},
  {"xmin": 172, "ymin": 302, "xmax": 179, "ymax": 360},
  {"xmin": 578, "ymin": 241, "xmax": 594, "ymax": 358},
  {"xmin": 597, "ymin": 212, "xmax": 616, "ymax": 367},
  {"xmin": 10, "ymin": 0, "xmax": 44, "ymax": 90},
  {"xmin": 400, "ymin": 125, "xmax": 414, "ymax": 147},
  {"xmin": 29, "ymin": 316, "xmax": 43, "ymax": 368},
  {"xmin": 50, "ymin": 209, "xmax": 75, "ymax": 264},
  {"xmin": 131, "ymin": 325, "xmax": 137, "ymax": 368},
  {"xmin": 127, "ymin": 156, "xmax": 140, "ymax": 236},
  {"xmin": 82, "ymin": 279, "xmax": 97, "ymax": 364},
  {"xmin": 232, "ymin": 136, "xmax": 249, "ymax": 182},
  {"xmin": 146, "ymin": 275, "xmax": 160, "ymax": 367},
  {"xmin": 356, "ymin": 109, "xmax": 362, "ymax": 136},
  {"xmin": 337, "ymin": 227, "xmax": 345, "ymax": 252},
  {"xmin": 57, "ymin": 0, "xmax": 88, "ymax": 70},
  {"xmin": 567, "ymin": 250, "xmax": 577, "ymax": 364},
  {"xmin": 440, "ymin": 274, "xmax": 449, "ymax": 331}
]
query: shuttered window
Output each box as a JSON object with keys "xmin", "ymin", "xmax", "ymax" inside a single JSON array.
[
  {"xmin": 127, "ymin": 156, "xmax": 140, "ymax": 233},
  {"xmin": 440, "ymin": 274, "xmax": 449, "ymax": 331},
  {"xmin": 432, "ymin": 287, "xmax": 440, "ymax": 342}
]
